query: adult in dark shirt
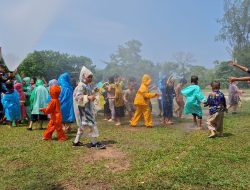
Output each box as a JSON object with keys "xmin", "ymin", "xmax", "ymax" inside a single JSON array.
[{"xmin": 228, "ymin": 61, "xmax": 250, "ymax": 82}]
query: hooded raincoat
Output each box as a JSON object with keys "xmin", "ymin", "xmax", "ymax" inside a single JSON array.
[
  {"xmin": 41, "ymin": 85, "xmax": 67, "ymax": 141},
  {"xmin": 73, "ymin": 66, "xmax": 99, "ymax": 138},
  {"xmin": 1, "ymin": 90, "xmax": 21, "ymax": 121},
  {"xmin": 58, "ymin": 73, "xmax": 75, "ymax": 123},
  {"xmin": 130, "ymin": 74, "xmax": 158, "ymax": 127},
  {"xmin": 181, "ymin": 85, "xmax": 206, "ymax": 117},
  {"xmin": 14, "ymin": 83, "xmax": 26, "ymax": 119},
  {"xmin": 22, "ymin": 77, "xmax": 32, "ymax": 118},
  {"xmin": 30, "ymin": 80, "xmax": 49, "ymax": 115}
]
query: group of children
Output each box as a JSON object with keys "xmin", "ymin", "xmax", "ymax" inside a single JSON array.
[{"xmin": 0, "ymin": 62, "xmax": 246, "ymax": 148}]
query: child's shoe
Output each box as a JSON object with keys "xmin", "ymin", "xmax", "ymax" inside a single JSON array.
[
  {"xmin": 72, "ymin": 141, "xmax": 84, "ymax": 147},
  {"xmin": 90, "ymin": 142, "xmax": 106, "ymax": 149}
]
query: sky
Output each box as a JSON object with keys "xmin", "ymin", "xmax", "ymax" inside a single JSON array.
[{"xmin": 0, "ymin": 0, "xmax": 231, "ymax": 70}]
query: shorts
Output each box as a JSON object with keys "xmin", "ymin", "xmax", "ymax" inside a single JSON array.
[
  {"xmin": 31, "ymin": 114, "xmax": 48, "ymax": 122},
  {"xmin": 192, "ymin": 113, "xmax": 202, "ymax": 119},
  {"xmin": 115, "ymin": 106, "xmax": 125, "ymax": 118}
]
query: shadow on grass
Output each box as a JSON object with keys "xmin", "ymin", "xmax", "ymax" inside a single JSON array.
[
  {"xmin": 221, "ymin": 132, "xmax": 234, "ymax": 138},
  {"xmin": 84, "ymin": 140, "xmax": 117, "ymax": 148}
]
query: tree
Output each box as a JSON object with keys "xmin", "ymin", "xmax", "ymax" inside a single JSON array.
[
  {"xmin": 216, "ymin": 0, "xmax": 250, "ymax": 88},
  {"xmin": 217, "ymin": 0, "xmax": 250, "ymax": 51},
  {"xmin": 173, "ymin": 52, "xmax": 196, "ymax": 78},
  {"xmin": 18, "ymin": 50, "xmax": 95, "ymax": 81}
]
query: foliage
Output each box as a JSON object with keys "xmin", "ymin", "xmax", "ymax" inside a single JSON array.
[
  {"xmin": 18, "ymin": 50, "xmax": 95, "ymax": 81},
  {"xmin": 217, "ymin": 0, "xmax": 250, "ymax": 50}
]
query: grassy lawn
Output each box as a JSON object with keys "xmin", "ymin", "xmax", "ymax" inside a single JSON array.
[{"xmin": 0, "ymin": 103, "xmax": 250, "ymax": 190}]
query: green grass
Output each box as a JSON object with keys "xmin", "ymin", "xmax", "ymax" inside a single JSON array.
[{"xmin": 0, "ymin": 104, "xmax": 250, "ymax": 190}]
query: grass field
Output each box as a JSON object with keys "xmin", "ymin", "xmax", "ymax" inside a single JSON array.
[{"xmin": 0, "ymin": 100, "xmax": 250, "ymax": 190}]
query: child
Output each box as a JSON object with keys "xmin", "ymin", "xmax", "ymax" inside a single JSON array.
[
  {"xmin": 175, "ymin": 78, "xmax": 187, "ymax": 118},
  {"xmin": 27, "ymin": 79, "xmax": 49, "ymax": 130},
  {"xmin": 107, "ymin": 76, "xmax": 116, "ymax": 122},
  {"xmin": 72, "ymin": 66, "xmax": 105, "ymax": 149},
  {"xmin": 163, "ymin": 76, "xmax": 176, "ymax": 125},
  {"xmin": 204, "ymin": 81, "xmax": 227, "ymax": 138},
  {"xmin": 181, "ymin": 76, "xmax": 206, "ymax": 129},
  {"xmin": 130, "ymin": 74, "xmax": 160, "ymax": 128},
  {"xmin": 102, "ymin": 82, "xmax": 111, "ymax": 120},
  {"xmin": 1, "ymin": 81, "xmax": 21, "ymax": 128},
  {"xmin": 40, "ymin": 85, "xmax": 67, "ymax": 141},
  {"xmin": 228, "ymin": 81, "xmax": 243, "ymax": 114},
  {"xmin": 114, "ymin": 76, "xmax": 125, "ymax": 126},
  {"xmin": 22, "ymin": 77, "xmax": 32, "ymax": 120},
  {"xmin": 58, "ymin": 73, "xmax": 75, "ymax": 133},
  {"xmin": 14, "ymin": 83, "xmax": 27, "ymax": 122},
  {"xmin": 123, "ymin": 81, "xmax": 136, "ymax": 120}
]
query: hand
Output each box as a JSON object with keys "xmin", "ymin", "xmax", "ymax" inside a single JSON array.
[
  {"xmin": 88, "ymin": 95, "xmax": 96, "ymax": 101},
  {"xmin": 1, "ymin": 93, "xmax": 4, "ymax": 97},
  {"xmin": 228, "ymin": 61, "xmax": 236, "ymax": 66},
  {"xmin": 228, "ymin": 77, "xmax": 237, "ymax": 83},
  {"xmin": 39, "ymin": 108, "xmax": 44, "ymax": 112},
  {"xmin": 155, "ymin": 93, "xmax": 161, "ymax": 98}
]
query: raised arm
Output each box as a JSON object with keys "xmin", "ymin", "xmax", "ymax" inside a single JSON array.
[
  {"xmin": 229, "ymin": 61, "xmax": 249, "ymax": 72},
  {"xmin": 228, "ymin": 77, "xmax": 250, "ymax": 82}
]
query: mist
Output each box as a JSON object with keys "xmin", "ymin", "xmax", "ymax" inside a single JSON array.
[{"xmin": 0, "ymin": 0, "xmax": 67, "ymax": 71}]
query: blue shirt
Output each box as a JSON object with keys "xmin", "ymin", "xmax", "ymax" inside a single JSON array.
[{"xmin": 204, "ymin": 90, "xmax": 227, "ymax": 115}]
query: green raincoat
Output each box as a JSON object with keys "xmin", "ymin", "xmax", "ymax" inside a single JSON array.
[
  {"xmin": 30, "ymin": 80, "xmax": 48, "ymax": 115},
  {"xmin": 181, "ymin": 85, "xmax": 206, "ymax": 117}
]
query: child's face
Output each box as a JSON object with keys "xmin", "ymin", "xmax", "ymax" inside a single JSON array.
[
  {"xmin": 22, "ymin": 80, "xmax": 26, "ymax": 86},
  {"xmin": 84, "ymin": 75, "xmax": 93, "ymax": 84},
  {"xmin": 30, "ymin": 79, "xmax": 35, "ymax": 85}
]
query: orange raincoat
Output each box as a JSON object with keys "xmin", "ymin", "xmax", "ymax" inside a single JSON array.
[
  {"xmin": 130, "ymin": 74, "xmax": 158, "ymax": 127},
  {"xmin": 41, "ymin": 86, "xmax": 67, "ymax": 141}
]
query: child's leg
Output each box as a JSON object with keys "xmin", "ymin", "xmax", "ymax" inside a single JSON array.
[
  {"xmin": 55, "ymin": 123, "xmax": 67, "ymax": 141},
  {"xmin": 197, "ymin": 118, "xmax": 202, "ymax": 129},
  {"xmin": 207, "ymin": 114, "xmax": 216, "ymax": 137},
  {"xmin": 143, "ymin": 106, "xmax": 153, "ymax": 127},
  {"xmin": 74, "ymin": 127, "xmax": 84, "ymax": 143},
  {"xmin": 28, "ymin": 121, "xmax": 33, "ymax": 130},
  {"xmin": 115, "ymin": 117, "xmax": 121, "ymax": 125},
  {"xmin": 216, "ymin": 112, "xmax": 224, "ymax": 137},
  {"xmin": 39, "ymin": 121, "xmax": 44, "ymax": 129},
  {"xmin": 179, "ymin": 104, "xmax": 184, "ymax": 118},
  {"xmin": 43, "ymin": 121, "xmax": 55, "ymax": 140},
  {"xmin": 9, "ymin": 121, "xmax": 13, "ymax": 128},
  {"xmin": 130, "ymin": 106, "xmax": 143, "ymax": 127},
  {"xmin": 192, "ymin": 114, "xmax": 197, "ymax": 125}
]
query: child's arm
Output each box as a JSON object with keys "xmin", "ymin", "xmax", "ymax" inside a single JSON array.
[
  {"xmin": 196, "ymin": 90, "xmax": 206, "ymax": 103},
  {"xmin": 40, "ymin": 101, "xmax": 56, "ymax": 115},
  {"xmin": 204, "ymin": 94, "xmax": 212, "ymax": 107},
  {"xmin": 123, "ymin": 91, "xmax": 129, "ymax": 103},
  {"xmin": 143, "ymin": 92, "xmax": 159, "ymax": 99}
]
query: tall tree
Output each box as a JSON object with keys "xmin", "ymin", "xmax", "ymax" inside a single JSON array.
[
  {"xmin": 173, "ymin": 52, "xmax": 196, "ymax": 78},
  {"xmin": 217, "ymin": 0, "xmax": 250, "ymax": 51}
]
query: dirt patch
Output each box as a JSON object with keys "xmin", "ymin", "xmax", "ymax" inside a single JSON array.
[
  {"xmin": 105, "ymin": 159, "xmax": 130, "ymax": 172},
  {"xmin": 82, "ymin": 146, "xmax": 126, "ymax": 162},
  {"xmin": 80, "ymin": 146, "xmax": 130, "ymax": 173}
]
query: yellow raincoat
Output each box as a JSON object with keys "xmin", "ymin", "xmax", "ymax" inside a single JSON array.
[{"xmin": 130, "ymin": 74, "xmax": 158, "ymax": 127}]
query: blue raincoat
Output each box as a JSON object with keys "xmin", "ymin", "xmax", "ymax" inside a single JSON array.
[
  {"xmin": 181, "ymin": 85, "xmax": 206, "ymax": 117},
  {"xmin": 58, "ymin": 73, "xmax": 75, "ymax": 123},
  {"xmin": 1, "ymin": 90, "xmax": 21, "ymax": 121}
]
